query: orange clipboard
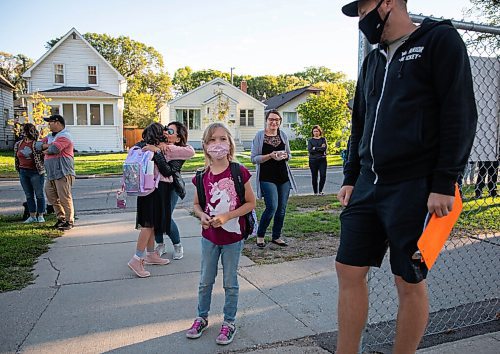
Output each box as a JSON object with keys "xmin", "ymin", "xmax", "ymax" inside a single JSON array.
[{"xmin": 416, "ymin": 184, "xmax": 463, "ymax": 270}]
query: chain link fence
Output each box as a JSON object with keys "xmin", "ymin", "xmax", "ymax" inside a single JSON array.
[{"xmin": 359, "ymin": 15, "xmax": 500, "ymax": 352}]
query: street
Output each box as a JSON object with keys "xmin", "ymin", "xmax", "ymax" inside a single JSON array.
[{"xmin": 0, "ymin": 167, "xmax": 344, "ymax": 215}]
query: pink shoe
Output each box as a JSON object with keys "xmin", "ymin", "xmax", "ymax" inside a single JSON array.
[
  {"xmin": 144, "ymin": 251, "xmax": 170, "ymax": 265},
  {"xmin": 128, "ymin": 256, "xmax": 151, "ymax": 278}
]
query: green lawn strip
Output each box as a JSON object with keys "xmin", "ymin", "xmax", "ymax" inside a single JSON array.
[
  {"xmin": 455, "ymin": 187, "xmax": 500, "ymax": 235},
  {"xmin": 0, "ymin": 149, "xmax": 342, "ymax": 177},
  {"xmin": 0, "ymin": 215, "xmax": 62, "ymax": 292},
  {"xmin": 253, "ymin": 194, "xmax": 342, "ymax": 241}
]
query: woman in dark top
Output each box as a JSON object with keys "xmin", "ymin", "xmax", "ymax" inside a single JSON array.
[
  {"xmin": 127, "ymin": 123, "xmax": 186, "ymax": 278},
  {"xmin": 14, "ymin": 123, "xmax": 46, "ymax": 223},
  {"xmin": 308, "ymin": 125, "xmax": 328, "ymax": 195},
  {"xmin": 250, "ymin": 110, "xmax": 297, "ymax": 248}
]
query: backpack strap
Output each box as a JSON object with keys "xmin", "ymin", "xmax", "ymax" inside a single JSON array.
[
  {"xmin": 195, "ymin": 169, "xmax": 206, "ymax": 210},
  {"xmin": 230, "ymin": 162, "xmax": 246, "ymax": 205}
]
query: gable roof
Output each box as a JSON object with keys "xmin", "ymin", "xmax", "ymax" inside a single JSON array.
[
  {"xmin": 22, "ymin": 28, "xmax": 125, "ymax": 81},
  {"xmin": 0, "ymin": 74, "xmax": 15, "ymax": 90},
  {"xmin": 264, "ymin": 86, "xmax": 322, "ymax": 110},
  {"xmin": 168, "ymin": 78, "xmax": 266, "ymax": 107},
  {"xmin": 41, "ymin": 86, "xmax": 120, "ymax": 98},
  {"xmin": 204, "ymin": 92, "xmax": 239, "ymax": 105}
]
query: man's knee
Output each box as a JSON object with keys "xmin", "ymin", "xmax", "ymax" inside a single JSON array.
[
  {"xmin": 336, "ymin": 261, "xmax": 369, "ymax": 286},
  {"xmin": 394, "ymin": 276, "xmax": 427, "ymax": 299}
]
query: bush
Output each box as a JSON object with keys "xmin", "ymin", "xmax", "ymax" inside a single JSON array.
[{"xmin": 289, "ymin": 138, "xmax": 307, "ymax": 150}]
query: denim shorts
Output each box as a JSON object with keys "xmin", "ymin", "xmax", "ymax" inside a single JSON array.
[{"xmin": 336, "ymin": 172, "xmax": 430, "ymax": 283}]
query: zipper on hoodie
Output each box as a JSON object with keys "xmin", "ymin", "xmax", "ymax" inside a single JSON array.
[{"xmin": 370, "ymin": 49, "xmax": 391, "ymax": 184}]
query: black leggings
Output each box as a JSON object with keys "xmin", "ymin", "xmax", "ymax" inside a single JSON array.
[{"xmin": 309, "ymin": 158, "xmax": 327, "ymax": 194}]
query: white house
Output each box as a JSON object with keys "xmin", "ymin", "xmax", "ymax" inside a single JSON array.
[
  {"xmin": 264, "ymin": 86, "xmax": 322, "ymax": 139},
  {"xmin": 22, "ymin": 28, "xmax": 127, "ymax": 152},
  {"xmin": 160, "ymin": 78, "xmax": 266, "ymax": 149},
  {"xmin": 0, "ymin": 74, "xmax": 15, "ymax": 149}
]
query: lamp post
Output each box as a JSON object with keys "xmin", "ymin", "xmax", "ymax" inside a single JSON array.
[{"xmin": 230, "ymin": 67, "xmax": 235, "ymax": 85}]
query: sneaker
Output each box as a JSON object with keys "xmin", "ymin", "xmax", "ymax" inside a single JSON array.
[
  {"xmin": 37, "ymin": 215, "xmax": 45, "ymax": 223},
  {"xmin": 58, "ymin": 221, "xmax": 74, "ymax": 231},
  {"xmin": 216, "ymin": 322, "xmax": 236, "ymax": 345},
  {"xmin": 186, "ymin": 317, "xmax": 208, "ymax": 339},
  {"xmin": 127, "ymin": 255, "xmax": 151, "ymax": 278},
  {"xmin": 23, "ymin": 216, "xmax": 37, "ymax": 223},
  {"xmin": 173, "ymin": 243, "xmax": 184, "ymax": 260},
  {"xmin": 144, "ymin": 251, "xmax": 170, "ymax": 265},
  {"xmin": 52, "ymin": 219, "xmax": 65, "ymax": 228},
  {"xmin": 155, "ymin": 243, "xmax": 166, "ymax": 257}
]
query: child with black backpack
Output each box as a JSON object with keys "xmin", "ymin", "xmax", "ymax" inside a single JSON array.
[{"xmin": 186, "ymin": 122, "xmax": 256, "ymax": 345}]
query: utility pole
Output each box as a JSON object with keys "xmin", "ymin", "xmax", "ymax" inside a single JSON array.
[{"xmin": 230, "ymin": 67, "xmax": 235, "ymax": 85}]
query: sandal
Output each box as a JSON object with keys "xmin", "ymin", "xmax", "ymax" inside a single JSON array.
[
  {"xmin": 271, "ymin": 239, "xmax": 288, "ymax": 247},
  {"xmin": 256, "ymin": 237, "xmax": 265, "ymax": 248}
]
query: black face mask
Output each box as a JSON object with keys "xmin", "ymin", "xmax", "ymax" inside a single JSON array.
[{"xmin": 359, "ymin": 0, "xmax": 391, "ymax": 44}]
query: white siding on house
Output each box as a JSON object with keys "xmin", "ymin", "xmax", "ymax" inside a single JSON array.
[
  {"xmin": 29, "ymin": 36, "xmax": 121, "ymax": 95},
  {"xmin": 165, "ymin": 80, "xmax": 265, "ymax": 148},
  {"xmin": 0, "ymin": 86, "xmax": 15, "ymax": 149},
  {"xmin": 26, "ymin": 97, "xmax": 123, "ymax": 152},
  {"xmin": 278, "ymin": 92, "xmax": 315, "ymax": 139}
]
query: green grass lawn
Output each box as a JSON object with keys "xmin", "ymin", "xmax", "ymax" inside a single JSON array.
[
  {"xmin": 0, "ymin": 215, "xmax": 62, "ymax": 292},
  {"xmin": 0, "ymin": 149, "xmax": 343, "ymax": 177}
]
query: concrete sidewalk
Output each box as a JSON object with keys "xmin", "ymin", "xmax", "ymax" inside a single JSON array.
[{"xmin": 0, "ymin": 209, "xmax": 498, "ymax": 353}]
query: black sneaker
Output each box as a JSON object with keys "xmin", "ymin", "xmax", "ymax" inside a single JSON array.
[
  {"xmin": 58, "ymin": 221, "xmax": 74, "ymax": 231},
  {"xmin": 52, "ymin": 219, "xmax": 65, "ymax": 228}
]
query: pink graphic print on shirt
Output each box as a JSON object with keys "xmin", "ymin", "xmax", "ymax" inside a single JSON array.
[{"xmin": 207, "ymin": 177, "xmax": 241, "ymax": 235}]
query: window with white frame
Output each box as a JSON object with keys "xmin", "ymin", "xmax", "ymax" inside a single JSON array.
[
  {"xmin": 88, "ymin": 65, "xmax": 97, "ymax": 85},
  {"xmin": 175, "ymin": 109, "xmax": 201, "ymax": 130},
  {"xmin": 49, "ymin": 105, "xmax": 60, "ymax": 116},
  {"xmin": 239, "ymin": 109, "xmax": 254, "ymax": 126},
  {"xmin": 54, "ymin": 64, "xmax": 65, "ymax": 84},
  {"xmin": 282, "ymin": 111, "xmax": 298, "ymax": 129},
  {"xmin": 62, "ymin": 103, "xmax": 114, "ymax": 126},
  {"xmin": 62, "ymin": 104, "xmax": 74, "ymax": 125}
]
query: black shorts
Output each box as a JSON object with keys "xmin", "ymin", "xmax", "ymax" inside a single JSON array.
[{"xmin": 336, "ymin": 172, "xmax": 430, "ymax": 283}]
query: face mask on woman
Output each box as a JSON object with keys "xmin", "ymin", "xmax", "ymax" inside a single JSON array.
[
  {"xmin": 207, "ymin": 142, "xmax": 230, "ymax": 160},
  {"xmin": 359, "ymin": 0, "xmax": 391, "ymax": 44}
]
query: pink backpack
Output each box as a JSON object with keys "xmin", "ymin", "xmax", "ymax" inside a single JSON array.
[{"xmin": 123, "ymin": 146, "xmax": 159, "ymax": 196}]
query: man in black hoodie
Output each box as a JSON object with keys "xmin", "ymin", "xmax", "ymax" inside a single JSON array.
[{"xmin": 336, "ymin": 1, "xmax": 478, "ymax": 353}]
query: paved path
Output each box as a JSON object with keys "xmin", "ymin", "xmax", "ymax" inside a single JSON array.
[{"xmin": 1, "ymin": 208, "xmax": 498, "ymax": 353}]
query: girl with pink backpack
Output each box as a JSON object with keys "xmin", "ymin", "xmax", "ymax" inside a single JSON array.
[{"xmin": 127, "ymin": 123, "xmax": 193, "ymax": 278}]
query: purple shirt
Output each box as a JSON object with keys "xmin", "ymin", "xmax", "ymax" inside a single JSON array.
[{"xmin": 192, "ymin": 164, "xmax": 251, "ymax": 245}]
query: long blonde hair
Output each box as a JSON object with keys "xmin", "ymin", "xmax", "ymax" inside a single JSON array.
[{"xmin": 201, "ymin": 122, "xmax": 235, "ymax": 168}]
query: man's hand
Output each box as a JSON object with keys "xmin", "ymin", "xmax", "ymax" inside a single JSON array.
[
  {"xmin": 210, "ymin": 213, "xmax": 230, "ymax": 228},
  {"xmin": 337, "ymin": 185, "xmax": 354, "ymax": 207},
  {"xmin": 427, "ymin": 193, "xmax": 454, "ymax": 217}
]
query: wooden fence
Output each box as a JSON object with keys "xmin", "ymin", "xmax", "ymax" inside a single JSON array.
[{"xmin": 123, "ymin": 127, "xmax": 143, "ymax": 149}]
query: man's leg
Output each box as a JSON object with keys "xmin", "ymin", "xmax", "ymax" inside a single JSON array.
[
  {"xmin": 45, "ymin": 179, "xmax": 65, "ymax": 221},
  {"xmin": 54, "ymin": 175, "xmax": 75, "ymax": 223},
  {"xmin": 335, "ymin": 262, "xmax": 370, "ymax": 354},
  {"xmin": 393, "ymin": 276, "xmax": 429, "ymax": 353}
]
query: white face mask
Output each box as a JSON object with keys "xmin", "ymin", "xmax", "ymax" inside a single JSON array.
[{"xmin": 207, "ymin": 142, "xmax": 230, "ymax": 160}]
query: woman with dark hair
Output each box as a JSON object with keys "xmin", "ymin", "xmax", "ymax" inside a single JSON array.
[
  {"xmin": 154, "ymin": 121, "xmax": 195, "ymax": 260},
  {"xmin": 250, "ymin": 109, "xmax": 297, "ymax": 248},
  {"xmin": 308, "ymin": 125, "xmax": 328, "ymax": 195},
  {"xmin": 14, "ymin": 123, "xmax": 46, "ymax": 223},
  {"xmin": 128, "ymin": 122, "xmax": 193, "ymax": 277}
]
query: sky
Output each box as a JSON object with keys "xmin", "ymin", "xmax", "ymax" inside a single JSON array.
[{"xmin": 1, "ymin": 0, "xmax": 477, "ymax": 80}]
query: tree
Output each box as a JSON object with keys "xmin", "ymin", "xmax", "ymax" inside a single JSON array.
[
  {"xmin": 123, "ymin": 91, "xmax": 158, "ymax": 128},
  {"xmin": 294, "ymin": 66, "xmax": 347, "ymax": 84},
  {"xmin": 295, "ymin": 82, "xmax": 351, "ymax": 153},
  {"xmin": 47, "ymin": 33, "xmax": 172, "ymax": 127},
  {"xmin": 8, "ymin": 92, "xmax": 51, "ymax": 139},
  {"xmin": 464, "ymin": 0, "xmax": 500, "ymax": 51},
  {"xmin": 0, "ymin": 52, "xmax": 33, "ymax": 97}
]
